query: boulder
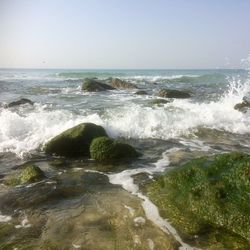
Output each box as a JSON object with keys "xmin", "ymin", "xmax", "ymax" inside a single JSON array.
[
  {"xmin": 146, "ymin": 152, "xmax": 250, "ymax": 249},
  {"xmin": 45, "ymin": 123, "xmax": 107, "ymax": 157},
  {"xmin": 135, "ymin": 90, "xmax": 148, "ymax": 95},
  {"xmin": 82, "ymin": 78, "xmax": 115, "ymax": 92},
  {"xmin": 5, "ymin": 98, "xmax": 34, "ymax": 108},
  {"xmin": 90, "ymin": 137, "xmax": 140, "ymax": 163},
  {"xmin": 157, "ymin": 89, "xmax": 191, "ymax": 98},
  {"xmin": 111, "ymin": 78, "xmax": 138, "ymax": 89},
  {"xmin": 234, "ymin": 97, "xmax": 250, "ymax": 112}
]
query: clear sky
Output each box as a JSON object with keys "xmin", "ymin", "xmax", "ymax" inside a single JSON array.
[{"xmin": 0, "ymin": 0, "xmax": 249, "ymax": 69}]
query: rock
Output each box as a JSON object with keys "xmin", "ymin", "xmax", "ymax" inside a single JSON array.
[
  {"xmin": 90, "ymin": 137, "xmax": 140, "ymax": 163},
  {"xmin": 135, "ymin": 91, "xmax": 148, "ymax": 95},
  {"xmin": 19, "ymin": 165, "xmax": 45, "ymax": 184},
  {"xmin": 157, "ymin": 89, "xmax": 191, "ymax": 98},
  {"xmin": 146, "ymin": 152, "xmax": 250, "ymax": 249},
  {"xmin": 4, "ymin": 165, "xmax": 45, "ymax": 186},
  {"xmin": 5, "ymin": 98, "xmax": 34, "ymax": 108},
  {"xmin": 150, "ymin": 99, "xmax": 170, "ymax": 105},
  {"xmin": 45, "ymin": 123, "xmax": 107, "ymax": 157},
  {"xmin": 234, "ymin": 97, "xmax": 250, "ymax": 112},
  {"xmin": 82, "ymin": 78, "xmax": 115, "ymax": 92},
  {"xmin": 111, "ymin": 78, "xmax": 138, "ymax": 89}
]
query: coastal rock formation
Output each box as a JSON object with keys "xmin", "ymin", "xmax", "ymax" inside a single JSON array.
[
  {"xmin": 4, "ymin": 165, "xmax": 45, "ymax": 186},
  {"xmin": 146, "ymin": 152, "xmax": 250, "ymax": 249},
  {"xmin": 90, "ymin": 136, "xmax": 140, "ymax": 163},
  {"xmin": 5, "ymin": 98, "xmax": 34, "ymax": 108},
  {"xmin": 234, "ymin": 97, "xmax": 250, "ymax": 112},
  {"xmin": 111, "ymin": 78, "xmax": 138, "ymax": 89},
  {"xmin": 82, "ymin": 78, "xmax": 115, "ymax": 92},
  {"xmin": 45, "ymin": 123, "xmax": 107, "ymax": 157},
  {"xmin": 135, "ymin": 90, "xmax": 148, "ymax": 95},
  {"xmin": 157, "ymin": 89, "xmax": 191, "ymax": 98}
]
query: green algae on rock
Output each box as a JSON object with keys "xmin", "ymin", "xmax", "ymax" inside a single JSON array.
[
  {"xmin": 146, "ymin": 152, "xmax": 250, "ymax": 249},
  {"xmin": 45, "ymin": 123, "xmax": 107, "ymax": 157},
  {"xmin": 90, "ymin": 137, "xmax": 140, "ymax": 163},
  {"xmin": 4, "ymin": 165, "xmax": 45, "ymax": 186}
]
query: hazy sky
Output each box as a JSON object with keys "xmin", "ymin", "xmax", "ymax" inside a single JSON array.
[{"xmin": 0, "ymin": 0, "xmax": 249, "ymax": 69}]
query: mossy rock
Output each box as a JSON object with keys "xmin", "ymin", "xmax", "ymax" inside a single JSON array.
[
  {"xmin": 111, "ymin": 78, "xmax": 138, "ymax": 89},
  {"xmin": 90, "ymin": 137, "xmax": 140, "ymax": 163},
  {"xmin": 82, "ymin": 78, "xmax": 115, "ymax": 92},
  {"xmin": 157, "ymin": 89, "xmax": 191, "ymax": 98},
  {"xmin": 20, "ymin": 165, "xmax": 45, "ymax": 184},
  {"xmin": 146, "ymin": 152, "xmax": 250, "ymax": 249},
  {"xmin": 4, "ymin": 165, "xmax": 45, "ymax": 186},
  {"xmin": 45, "ymin": 123, "xmax": 107, "ymax": 157}
]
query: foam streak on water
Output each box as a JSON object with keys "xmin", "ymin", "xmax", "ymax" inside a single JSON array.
[{"xmin": 108, "ymin": 151, "xmax": 194, "ymax": 249}]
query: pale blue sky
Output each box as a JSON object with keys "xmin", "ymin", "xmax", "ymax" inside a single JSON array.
[{"xmin": 0, "ymin": 0, "xmax": 249, "ymax": 69}]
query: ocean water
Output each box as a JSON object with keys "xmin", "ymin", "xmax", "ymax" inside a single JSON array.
[{"xmin": 0, "ymin": 68, "xmax": 250, "ymax": 249}]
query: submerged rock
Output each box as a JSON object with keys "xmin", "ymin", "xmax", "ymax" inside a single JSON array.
[
  {"xmin": 146, "ymin": 152, "xmax": 250, "ymax": 249},
  {"xmin": 45, "ymin": 123, "xmax": 107, "ymax": 157},
  {"xmin": 5, "ymin": 98, "xmax": 34, "ymax": 108},
  {"xmin": 150, "ymin": 99, "xmax": 170, "ymax": 105},
  {"xmin": 90, "ymin": 137, "xmax": 140, "ymax": 163},
  {"xmin": 4, "ymin": 165, "xmax": 45, "ymax": 186},
  {"xmin": 234, "ymin": 97, "xmax": 250, "ymax": 112},
  {"xmin": 135, "ymin": 90, "xmax": 148, "ymax": 95},
  {"xmin": 111, "ymin": 78, "xmax": 138, "ymax": 89},
  {"xmin": 82, "ymin": 78, "xmax": 115, "ymax": 92},
  {"xmin": 157, "ymin": 89, "xmax": 191, "ymax": 98}
]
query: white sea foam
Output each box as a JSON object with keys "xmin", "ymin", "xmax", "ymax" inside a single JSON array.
[
  {"xmin": 0, "ymin": 106, "xmax": 104, "ymax": 157},
  {"xmin": 0, "ymin": 213, "xmax": 12, "ymax": 223}
]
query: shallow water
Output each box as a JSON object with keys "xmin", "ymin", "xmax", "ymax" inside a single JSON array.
[{"xmin": 0, "ymin": 68, "xmax": 250, "ymax": 249}]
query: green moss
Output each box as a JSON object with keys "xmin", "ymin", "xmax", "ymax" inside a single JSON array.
[
  {"xmin": 19, "ymin": 165, "xmax": 45, "ymax": 184},
  {"xmin": 90, "ymin": 137, "xmax": 140, "ymax": 164},
  {"xmin": 4, "ymin": 165, "xmax": 45, "ymax": 186},
  {"xmin": 146, "ymin": 152, "xmax": 250, "ymax": 249},
  {"xmin": 45, "ymin": 123, "xmax": 107, "ymax": 157}
]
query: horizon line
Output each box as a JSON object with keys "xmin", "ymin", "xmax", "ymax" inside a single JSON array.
[{"xmin": 0, "ymin": 67, "xmax": 245, "ymax": 71}]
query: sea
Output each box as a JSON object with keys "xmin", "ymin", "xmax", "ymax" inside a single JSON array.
[{"xmin": 0, "ymin": 68, "xmax": 250, "ymax": 249}]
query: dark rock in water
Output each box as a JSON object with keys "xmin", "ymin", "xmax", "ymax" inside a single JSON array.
[
  {"xmin": 150, "ymin": 99, "xmax": 170, "ymax": 105},
  {"xmin": 4, "ymin": 165, "xmax": 45, "ymax": 186},
  {"xmin": 234, "ymin": 97, "xmax": 250, "ymax": 112},
  {"xmin": 157, "ymin": 89, "xmax": 191, "ymax": 98},
  {"xmin": 146, "ymin": 152, "xmax": 250, "ymax": 249},
  {"xmin": 5, "ymin": 98, "xmax": 34, "ymax": 108},
  {"xmin": 135, "ymin": 90, "xmax": 148, "ymax": 95},
  {"xmin": 45, "ymin": 123, "xmax": 107, "ymax": 157},
  {"xmin": 111, "ymin": 78, "xmax": 138, "ymax": 89},
  {"xmin": 90, "ymin": 136, "xmax": 140, "ymax": 164},
  {"xmin": 82, "ymin": 78, "xmax": 115, "ymax": 92}
]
